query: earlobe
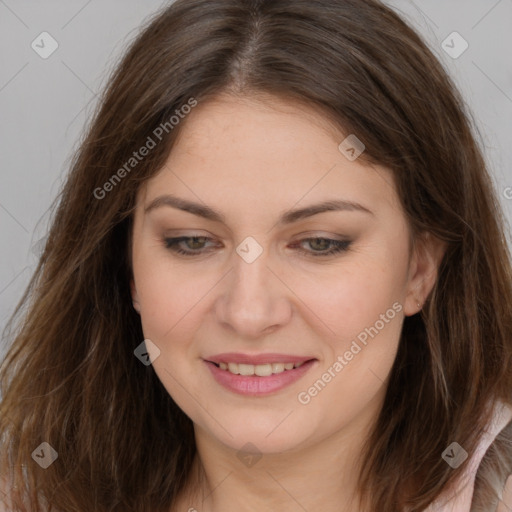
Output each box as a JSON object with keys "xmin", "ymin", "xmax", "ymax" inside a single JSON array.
[{"xmin": 403, "ymin": 232, "xmax": 447, "ymax": 317}]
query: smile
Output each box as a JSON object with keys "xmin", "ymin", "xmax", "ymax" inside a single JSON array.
[
  {"xmin": 213, "ymin": 361, "xmax": 305, "ymax": 376},
  {"xmin": 204, "ymin": 356, "xmax": 317, "ymax": 396}
]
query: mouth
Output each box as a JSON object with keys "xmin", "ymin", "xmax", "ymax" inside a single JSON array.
[
  {"xmin": 208, "ymin": 360, "xmax": 311, "ymax": 376},
  {"xmin": 203, "ymin": 354, "xmax": 318, "ymax": 396}
]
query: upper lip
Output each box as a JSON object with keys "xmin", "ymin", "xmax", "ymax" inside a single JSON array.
[{"xmin": 205, "ymin": 353, "xmax": 316, "ymax": 365}]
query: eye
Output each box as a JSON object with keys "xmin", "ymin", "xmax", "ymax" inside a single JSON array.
[
  {"xmin": 163, "ymin": 235, "xmax": 351, "ymax": 258},
  {"xmin": 289, "ymin": 237, "xmax": 351, "ymax": 257},
  {"xmin": 163, "ymin": 236, "xmax": 218, "ymax": 256}
]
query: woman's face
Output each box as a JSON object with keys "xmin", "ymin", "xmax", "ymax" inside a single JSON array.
[{"xmin": 131, "ymin": 93, "xmax": 436, "ymax": 454}]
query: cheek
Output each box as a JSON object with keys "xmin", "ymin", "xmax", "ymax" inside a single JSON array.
[
  {"xmin": 132, "ymin": 242, "xmax": 212, "ymax": 341},
  {"xmin": 296, "ymin": 288, "xmax": 403, "ymax": 431},
  {"xmin": 289, "ymin": 241, "xmax": 407, "ymax": 400},
  {"xmin": 293, "ymin": 245, "xmax": 408, "ymax": 342},
  {"xmin": 133, "ymin": 259, "xmax": 210, "ymax": 408},
  {"xmin": 137, "ymin": 275, "xmax": 191, "ymax": 339},
  {"xmin": 299, "ymin": 269, "xmax": 404, "ymax": 377}
]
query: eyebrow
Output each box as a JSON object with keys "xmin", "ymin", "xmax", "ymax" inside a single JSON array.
[{"xmin": 144, "ymin": 194, "xmax": 374, "ymax": 225}]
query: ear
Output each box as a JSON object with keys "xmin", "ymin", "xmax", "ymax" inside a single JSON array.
[
  {"xmin": 131, "ymin": 278, "xmax": 141, "ymax": 314},
  {"xmin": 403, "ymin": 232, "xmax": 447, "ymax": 317}
]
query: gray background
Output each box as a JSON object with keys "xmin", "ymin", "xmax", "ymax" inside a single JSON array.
[{"xmin": 1, "ymin": 0, "xmax": 511, "ymax": 351}]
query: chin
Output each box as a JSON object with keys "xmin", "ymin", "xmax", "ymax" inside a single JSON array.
[{"xmin": 198, "ymin": 412, "xmax": 314, "ymax": 454}]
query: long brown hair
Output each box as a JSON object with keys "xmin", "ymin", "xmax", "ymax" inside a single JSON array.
[{"xmin": 1, "ymin": 0, "xmax": 511, "ymax": 510}]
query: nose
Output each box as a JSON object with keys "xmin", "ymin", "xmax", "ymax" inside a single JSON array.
[{"xmin": 215, "ymin": 248, "xmax": 293, "ymax": 339}]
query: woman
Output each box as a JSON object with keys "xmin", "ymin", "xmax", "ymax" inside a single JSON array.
[{"xmin": 1, "ymin": 0, "xmax": 511, "ymax": 510}]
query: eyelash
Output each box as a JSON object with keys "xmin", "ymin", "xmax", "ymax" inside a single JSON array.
[{"xmin": 163, "ymin": 236, "xmax": 351, "ymax": 257}]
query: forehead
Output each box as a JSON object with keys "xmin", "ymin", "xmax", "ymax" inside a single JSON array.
[{"xmin": 141, "ymin": 93, "xmax": 401, "ymax": 219}]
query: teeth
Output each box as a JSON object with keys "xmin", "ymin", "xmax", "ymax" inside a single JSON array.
[
  {"xmin": 215, "ymin": 361, "xmax": 307, "ymax": 376},
  {"xmin": 255, "ymin": 364, "xmax": 273, "ymax": 377},
  {"xmin": 238, "ymin": 363, "xmax": 255, "ymax": 376},
  {"xmin": 228, "ymin": 362, "xmax": 239, "ymax": 374},
  {"xmin": 271, "ymin": 363, "xmax": 285, "ymax": 374}
]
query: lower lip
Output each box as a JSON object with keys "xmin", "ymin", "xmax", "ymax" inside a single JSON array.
[{"xmin": 204, "ymin": 359, "xmax": 317, "ymax": 396}]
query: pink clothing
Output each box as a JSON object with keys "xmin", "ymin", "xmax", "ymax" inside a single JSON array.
[{"xmin": 425, "ymin": 399, "xmax": 512, "ymax": 511}]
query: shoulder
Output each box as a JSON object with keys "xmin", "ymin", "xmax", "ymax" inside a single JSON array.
[
  {"xmin": 496, "ymin": 474, "xmax": 512, "ymax": 512},
  {"xmin": 473, "ymin": 399, "xmax": 512, "ymax": 468},
  {"xmin": 484, "ymin": 399, "xmax": 512, "ymax": 438},
  {"xmin": 425, "ymin": 399, "xmax": 512, "ymax": 511},
  {"xmin": 464, "ymin": 399, "xmax": 512, "ymax": 479}
]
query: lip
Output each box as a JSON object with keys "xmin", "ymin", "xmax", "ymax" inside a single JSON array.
[
  {"xmin": 204, "ymin": 356, "xmax": 317, "ymax": 396},
  {"xmin": 205, "ymin": 352, "xmax": 315, "ymax": 365}
]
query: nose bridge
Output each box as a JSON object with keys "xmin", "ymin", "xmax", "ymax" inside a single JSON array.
[{"xmin": 216, "ymin": 242, "xmax": 291, "ymax": 337}]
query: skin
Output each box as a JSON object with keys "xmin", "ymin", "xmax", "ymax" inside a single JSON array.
[{"xmin": 130, "ymin": 92, "xmax": 446, "ymax": 512}]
